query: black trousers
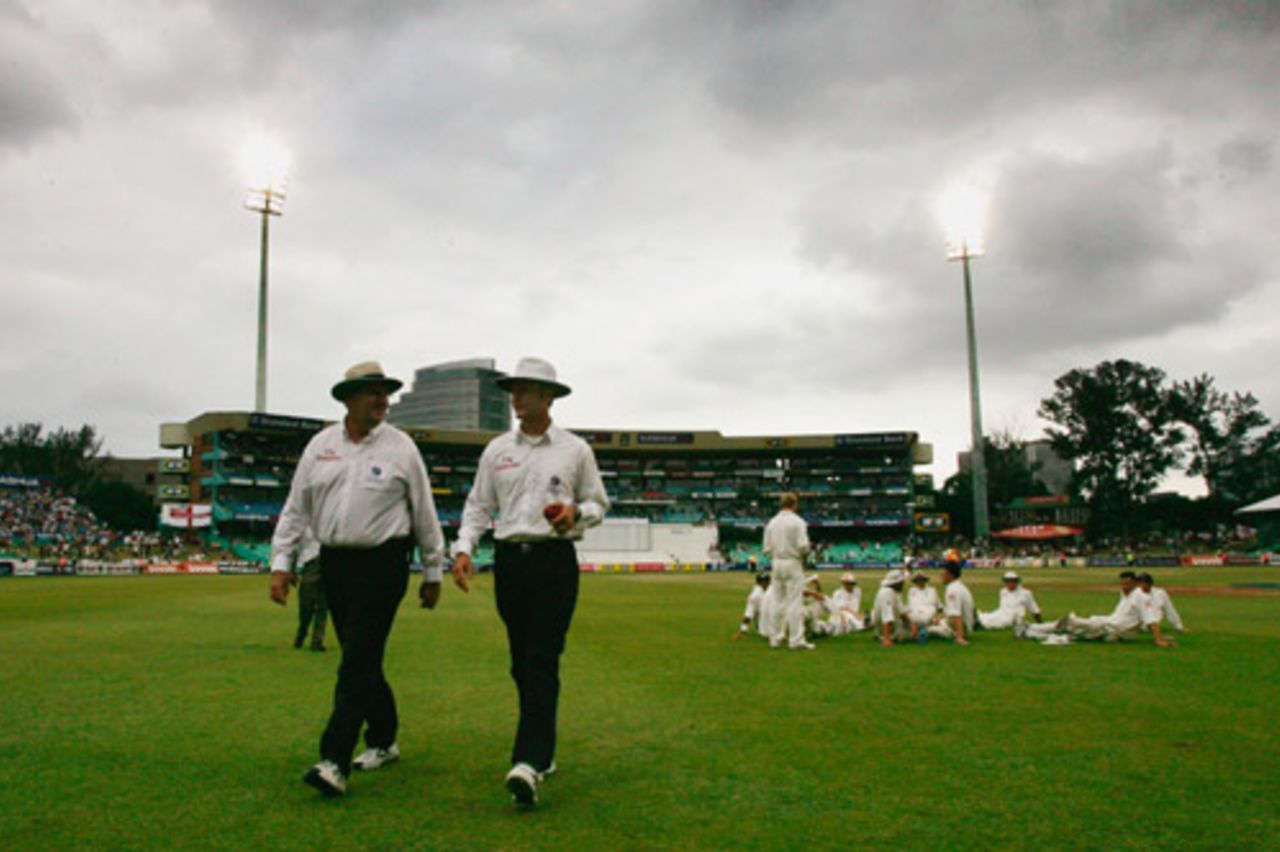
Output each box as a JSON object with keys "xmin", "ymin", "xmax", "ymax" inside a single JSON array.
[
  {"xmin": 318, "ymin": 537, "xmax": 411, "ymax": 775},
  {"xmin": 493, "ymin": 539, "xmax": 580, "ymax": 772}
]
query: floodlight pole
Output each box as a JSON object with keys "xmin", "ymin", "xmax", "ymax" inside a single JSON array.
[
  {"xmin": 953, "ymin": 241, "xmax": 990, "ymax": 543},
  {"xmin": 255, "ymin": 209, "xmax": 270, "ymax": 412},
  {"xmin": 246, "ymin": 187, "xmax": 284, "ymax": 413}
]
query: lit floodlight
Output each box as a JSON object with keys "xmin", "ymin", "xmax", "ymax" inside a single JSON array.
[
  {"xmin": 936, "ymin": 182, "xmax": 991, "ymax": 542},
  {"xmin": 241, "ymin": 133, "xmax": 292, "ymax": 414},
  {"xmin": 939, "ymin": 186, "xmax": 986, "ymax": 259},
  {"xmin": 241, "ymin": 135, "xmax": 290, "ymax": 214}
]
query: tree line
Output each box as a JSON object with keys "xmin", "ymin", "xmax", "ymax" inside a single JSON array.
[
  {"xmin": 0, "ymin": 423, "xmax": 156, "ymax": 532},
  {"xmin": 942, "ymin": 359, "xmax": 1280, "ymax": 542}
]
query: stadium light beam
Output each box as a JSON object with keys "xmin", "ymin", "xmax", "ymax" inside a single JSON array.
[
  {"xmin": 941, "ymin": 187, "xmax": 991, "ymax": 544},
  {"xmin": 241, "ymin": 136, "xmax": 290, "ymax": 413}
]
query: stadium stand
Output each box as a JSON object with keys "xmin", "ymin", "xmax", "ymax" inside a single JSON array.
[
  {"xmin": 158, "ymin": 413, "xmax": 933, "ymax": 568},
  {"xmin": 1, "ymin": 475, "xmax": 203, "ymax": 561}
]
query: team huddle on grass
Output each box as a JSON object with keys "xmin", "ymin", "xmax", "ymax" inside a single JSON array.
[
  {"xmin": 737, "ymin": 567, "xmax": 1185, "ymax": 648},
  {"xmin": 737, "ymin": 493, "xmax": 1185, "ymax": 649}
]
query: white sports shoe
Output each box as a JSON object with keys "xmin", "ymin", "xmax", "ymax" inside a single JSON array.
[
  {"xmin": 538, "ymin": 761, "xmax": 557, "ymax": 782},
  {"xmin": 303, "ymin": 760, "xmax": 347, "ymax": 797},
  {"xmin": 790, "ymin": 641, "xmax": 816, "ymax": 651},
  {"xmin": 353, "ymin": 744, "xmax": 400, "ymax": 771},
  {"xmin": 505, "ymin": 762, "xmax": 539, "ymax": 806}
]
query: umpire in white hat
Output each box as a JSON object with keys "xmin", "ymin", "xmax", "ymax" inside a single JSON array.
[
  {"xmin": 269, "ymin": 361, "xmax": 446, "ymax": 797},
  {"xmin": 450, "ymin": 357, "xmax": 609, "ymax": 806}
]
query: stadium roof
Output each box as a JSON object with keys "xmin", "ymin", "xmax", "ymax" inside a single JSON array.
[
  {"xmin": 160, "ymin": 410, "xmax": 933, "ymax": 463},
  {"xmin": 1236, "ymin": 494, "xmax": 1280, "ymax": 515}
]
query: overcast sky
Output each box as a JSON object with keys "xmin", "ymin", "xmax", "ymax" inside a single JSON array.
[{"xmin": 4, "ymin": 0, "xmax": 1278, "ymax": 493}]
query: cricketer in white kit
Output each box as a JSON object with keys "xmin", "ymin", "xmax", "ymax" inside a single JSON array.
[
  {"xmin": 762, "ymin": 493, "xmax": 813, "ymax": 650},
  {"xmin": 977, "ymin": 571, "xmax": 1042, "ymax": 630},
  {"xmin": 927, "ymin": 565, "xmax": 975, "ymax": 644}
]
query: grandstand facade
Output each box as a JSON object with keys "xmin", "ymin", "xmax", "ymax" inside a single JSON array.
[{"xmin": 158, "ymin": 412, "xmax": 933, "ymax": 565}]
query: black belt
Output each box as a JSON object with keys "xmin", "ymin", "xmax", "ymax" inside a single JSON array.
[
  {"xmin": 320, "ymin": 536, "xmax": 412, "ymax": 556},
  {"xmin": 496, "ymin": 539, "xmax": 574, "ymax": 556}
]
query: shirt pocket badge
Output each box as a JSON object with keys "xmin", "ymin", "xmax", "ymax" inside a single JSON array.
[{"xmin": 362, "ymin": 461, "xmax": 394, "ymax": 489}]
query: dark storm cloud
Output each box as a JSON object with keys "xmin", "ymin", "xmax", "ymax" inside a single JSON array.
[
  {"xmin": 3, "ymin": 0, "xmax": 1278, "ymax": 469},
  {"xmin": 674, "ymin": 142, "xmax": 1267, "ymax": 393},
  {"xmin": 1217, "ymin": 135, "xmax": 1273, "ymax": 178},
  {"xmin": 675, "ymin": 1, "xmax": 1280, "ymax": 147},
  {"xmin": 987, "ymin": 148, "xmax": 1262, "ymax": 348},
  {"xmin": 0, "ymin": 1, "xmax": 77, "ymax": 148}
]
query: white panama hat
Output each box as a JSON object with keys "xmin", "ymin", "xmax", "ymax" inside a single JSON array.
[
  {"xmin": 331, "ymin": 361, "xmax": 403, "ymax": 401},
  {"xmin": 1002, "ymin": 571, "xmax": 1021, "ymax": 581},
  {"xmin": 494, "ymin": 357, "xmax": 571, "ymax": 398},
  {"xmin": 881, "ymin": 568, "xmax": 909, "ymax": 587}
]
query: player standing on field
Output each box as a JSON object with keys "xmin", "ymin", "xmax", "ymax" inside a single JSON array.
[{"xmin": 450, "ymin": 357, "xmax": 609, "ymax": 807}]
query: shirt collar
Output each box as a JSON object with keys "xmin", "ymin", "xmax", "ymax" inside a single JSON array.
[
  {"xmin": 343, "ymin": 420, "xmax": 385, "ymax": 445},
  {"xmin": 515, "ymin": 422, "xmax": 559, "ymax": 446}
]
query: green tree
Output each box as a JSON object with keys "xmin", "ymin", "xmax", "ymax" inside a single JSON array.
[
  {"xmin": 1228, "ymin": 424, "xmax": 1280, "ymax": 505},
  {"xmin": 1037, "ymin": 359, "xmax": 1182, "ymax": 539},
  {"xmin": 940, "ymin": 431, "xmax": 1050, "ymax": 540},
  {"xmin": 985, "ymin": 429, "xmax": 1051, "ymax": 509},
  {"xmin": 0, "ymin": 422, "xmax": 104, "ymax": 496},
  {"xmin": 83, "ymin": 480, "xmax": 157, "ymax": 533},
  {"xmin": 1168, "ymin": 374, "xmax": 1271, "ymax": 502}
]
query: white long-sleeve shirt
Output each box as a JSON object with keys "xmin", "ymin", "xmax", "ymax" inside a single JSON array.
[
  {"xmin": 743, "ymin": 585, "xmax": 767, "ymax": 621},
  {"xmin": 453, "ymin": 423, "xmax": 608, "ymax": 556},
  {"xmin": 871, "ymin": 586, "xmax": 904, "ymax": 627},
  {"xmin": 1147, "ymin": 586, "xmax": 1184, "ymax": 631},
  {"xmin": 270, "ymin": 421, "xmax": 445, "ymax": 579},
  {"xmin": 1103, "ymin": 588, "xmax": 1159, "ymax": 633},
  {"xmin": 996, "ymin": 586, "xmax": 1041, "ymax": 619},
  {"xmin": 944, "ymin": 580, "xmax": 976, "ymax": 632},
  {"xmin": 762, "ymin": 509, "xmax": 810, "ymax": 562},
  {"xmin": 907, "ymin": 586, "xmax": 941, "ymax": 622},
  {"xmin": 831, "ymin": 586, "xmax": 861, "ymax": 613}
]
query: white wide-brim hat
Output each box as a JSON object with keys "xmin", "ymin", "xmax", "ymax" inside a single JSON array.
[
  {"xmin": 331, "ymin": 361, "xmax": 403, "ymax": 401},
  {"xmin": 881, "ymin": 568, "xmax": 909, "ymax": 587},
  {"xmin": 494, "ymin": 357, "xmax": 571, "ymax": 398},
  {"xmin": 1002, "ymin": 571, "xmax": 1021, "ymax": 582},
  {"xmin": 840, "ymin": 572, "xmax": 856, "ymax": 584}
]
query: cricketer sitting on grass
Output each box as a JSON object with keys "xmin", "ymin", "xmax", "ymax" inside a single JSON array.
[
  {"xmin": 1137, "ymin": 572, "xmax": 1188, "ymax": 633},
  {"xmin": 871, "ymin": 568, "xmax": 914, "ymax": 646},
  {"xmin": 831, "ymin": 572, "xmax": 862, "ymax": 615},
  {"xmin": 927, "ymin": 564, "xmax": 976, "ymax": 644},
  {"xmin": 906, "ymin": 571, "xmax": 941, "ymax": 630},
  {"xmin": 1020, "ymin": 571, "xmax": 1176, "ymax": 647},
  {"xmin": 735, "ymin": 572, "xmax": 773, "ymax": 639},
  {"xmin": 808, "ymin": 573, "xmax": 867, "ymax": 637},
  {"xmin": 977, "ymin": 571, "xmax": 1042, "ymax": 630},
  {"xmin": 269, "ymin": 361, "xmax": 446, "ymax": 798}
]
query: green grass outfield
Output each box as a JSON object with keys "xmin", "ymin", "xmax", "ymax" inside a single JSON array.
[{"xmin": 1, "ymin": 567, "xmax": 1277, "ymax": 851}]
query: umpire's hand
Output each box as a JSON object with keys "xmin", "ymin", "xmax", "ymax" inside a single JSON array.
[
  {"xmin": 451, "ymin": 553, "xmax": 473, "ymax": 593},
  {"xmin": 269, "ymin": 571, "xmax": 290, "ymax": 606},
  {"xmin": 419, "ymin": 580, "xmax": 442, "ymax": 609}
]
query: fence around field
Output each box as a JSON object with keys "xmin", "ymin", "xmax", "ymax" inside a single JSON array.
[{"xmin": 1, "ymin": 552, "xmax": 1274, "ymax": 578}]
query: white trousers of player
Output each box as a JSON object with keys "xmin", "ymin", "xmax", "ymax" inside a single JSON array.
[
  {"xmin": 908, "ymin": 608, "xmax": 937, "ymax": 629},
  {"xmin": 813, "ymin": 609, "xmax": 865, "ymax": 636},
  {"xmin": 757, "ymin": 584, "xmax": 780, "ymax": 638},
  {"xmin": 1023, "ymin": 615, "xmax": 1133, "ymax": 642},
  {"xmin": 978, "ymin": 609, "xmax": 1019, "ymax": 630},
  {"xmin": 766, "ymin": 558, "xmax": 807, "ymax": 647}
]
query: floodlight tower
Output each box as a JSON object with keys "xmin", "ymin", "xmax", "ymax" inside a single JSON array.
[
  {"xmin": 943, "ymin": 189, "xmax": 991, "ymax": 544},
  {"xmin": 241, "ymin": 137, "xmax": 290, "ymax": 413}
]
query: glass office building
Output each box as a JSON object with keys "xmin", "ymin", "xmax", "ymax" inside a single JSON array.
[{"xmin": 387, "ymin": 357, "xmax": 510, "ymax": 432}]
